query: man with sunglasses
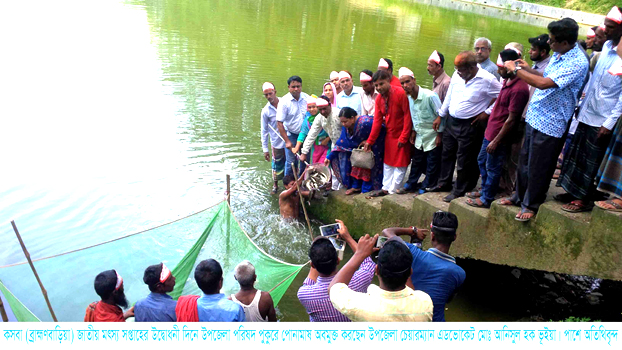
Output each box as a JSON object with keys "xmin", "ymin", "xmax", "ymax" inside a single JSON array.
[{"xmin": 381, "ymin": 211, "xmax": 465, "ymax": 322}]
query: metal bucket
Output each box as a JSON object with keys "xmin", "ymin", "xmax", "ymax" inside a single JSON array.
[{"xmin": 303, "ymin": 164, "xmax": 332, "ymax": 190}]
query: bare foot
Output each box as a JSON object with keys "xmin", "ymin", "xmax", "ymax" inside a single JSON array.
[{"xmin": 345, "ymin": 188, "xmax": 361, "ymax": 195}]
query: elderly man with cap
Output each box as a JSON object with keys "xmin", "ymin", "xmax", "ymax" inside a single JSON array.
[
  {"xmin": 330, "ymin": 71, "xmax": 343, "ymax": 95},
  {"xmin": 432, "ymin": 51, "xmax": 501, "ymax": 203},
  {"xmin": 276, "ymin": 76, "xmax": 309, "ymax": 178},
  {"xmin": 84, "ymin": 270, "xmax": 134, "ymax": 322},
  {"xmin": 399, "ymin": 67, "xmax": 444, "ymax": 195},
  {"xmin": 501, "ymin": 18, "xmax": 589, "ymax": 221},
  {"xmin": 474, "ymin": 37, "xmax": 501, "ymax": 80},
  {"xmin": 555, "ymin": 6, "xmax": 622, "ymax": 213},
  {"xmin": 230, "ymin": 260, "xmax": 277, "ymax": 322},
  {"xmin": 260, "ymin": 82, "xmax": 286, "ymax": 194},
  {"xmin": 328, "ymin": 233, "xmax": 433, "ymax": 322},
  {"xmin": 427, "ymin": 50, "xmax": 452, "ymax": 103},
  {"xmin": 364, "ymin": 70, "xmax": 413, "ymax": 196},
  {"xmin": 336, "ymin": 71, "xmax": 364, "ymax": 115},
  {"xmin": 134, "ymin": 263, "xmax": 177, "ymax": 322},
  {"xmin": 381, "ymin": 211, "xmax": 465, "ymax": 322},
  {"xmin": 359, "ymin": 70, "xmax": 378, "ymax": 116},
  {"xmin": 378, "ymin": 58, "xmax": 403, "ymax": 89}
]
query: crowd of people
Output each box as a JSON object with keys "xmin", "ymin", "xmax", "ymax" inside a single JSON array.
[
  {"xmin": 261, "ymin": 9, "xmax": 622, "ymax": 222},
  {"xmin": 85, "ymin": 211, "xmax": 464, "ymax": 322}
]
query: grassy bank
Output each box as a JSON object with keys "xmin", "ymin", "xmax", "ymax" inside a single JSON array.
[{"xmin": 520, "ymin": 0, "xmax": 616, "ymax": 15}]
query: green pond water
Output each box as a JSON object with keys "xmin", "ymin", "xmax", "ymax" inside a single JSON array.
[{"xmin": 1, "ymin": 0, "xmax": 557, "ymax": 321}]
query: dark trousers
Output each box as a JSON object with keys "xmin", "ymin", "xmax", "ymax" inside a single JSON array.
[
  {"xmin": 512, "ymin": 123, "xmax": 566, "ymax": 212},
  {"xmin": 438, "ymin": 115, "xmax": 485, "ymax": 196},
  {"xmin": 406, "ymin": 145, "xmax": 442, "ymax": 190},
  {"xmin": 477, "ymin": 138, "xmax": 508, "ymax": 205},
  {"xmin": 499, "ymin": 119, "xmax": 525, "ymax": 195}
]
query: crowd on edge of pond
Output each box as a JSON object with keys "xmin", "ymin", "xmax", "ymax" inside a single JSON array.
[{"xmin": 83, "ymin": 8, "xmax": 622, "ymax": 323}]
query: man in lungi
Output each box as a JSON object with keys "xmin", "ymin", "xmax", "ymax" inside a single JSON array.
[{"xmin": 260, "ymin": 82, "xmax": 286, "ymax": 194}]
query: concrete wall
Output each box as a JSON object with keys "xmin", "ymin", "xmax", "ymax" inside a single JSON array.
[{"xmin": 306, "ymin": 188, "xmax": 622, "ymax": 281}]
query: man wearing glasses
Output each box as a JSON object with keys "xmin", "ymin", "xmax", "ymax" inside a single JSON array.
[{"xmin": 474, "ymin": 37, "xmax": 501, "ymax": 80}]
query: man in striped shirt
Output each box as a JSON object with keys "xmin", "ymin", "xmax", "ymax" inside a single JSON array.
[{"xmin": 297, "ymin": 220, "xmax": 376, "ymax": 322}]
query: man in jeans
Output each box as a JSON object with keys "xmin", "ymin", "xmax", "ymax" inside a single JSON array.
[
  {"xmin": 276, "ymin": 76, "xmax": 309, "ymax": 177},
  {"xmin": 467, "ymin": 49, "xmax": 530, "ymax": 208}
]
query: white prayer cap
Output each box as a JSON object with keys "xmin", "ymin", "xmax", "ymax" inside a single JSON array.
[
  {"xmin": 599, "ymin": 23, "xmax": 606, "ymax": 31},
  {"xmin": 428, "ymin": 50, "xmax": 441, "ymax": 64},
  {"xmin": 359, "ymin": 71, "xmax": 372, "ymax": 82},
  {"xmin": 606, "ymin": 6, "xmax": 622, "ymax": 24},
  {"xmin": 378, "ymin": 58, "xmax": 389, "ymax": 69},
  {"xmin": 330, "ymin": 71, "xmax": 339, "ymax": 80},
  {"xmin": 504, "ymin": 44, "xmax": 522, "ymax": 56},
  {"xmin": 307, "ymin": 97, "xmax": 317, "ymax": 106},
  {"xmin": 398, "ymin": 67, "xmax": 414, "ymax": 78},
  {"xmin": 338, "ymin": 71, "xmax": 351, "ymax": 80},
  {"xmin": 586, "ymin": 28, "xmax": 596, "ymax": 38},
  {"xmin": 496, "ymin": 54, "xmax": 505, "ymax": 67},
  {"xmin": 316, "ymin": 97, "xmax": 330, "ymax": 107},
  {"xmin": 262, "ymin": 82, "xmax": 275, "ymax": 92},
  {"xmin": 608, "ymin": 61, "xmax": 622, "ymax": 76}
]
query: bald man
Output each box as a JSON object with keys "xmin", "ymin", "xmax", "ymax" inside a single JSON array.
[{"xmin": 432, "ymin": 52, "xmax": 501, "ymax": 202}]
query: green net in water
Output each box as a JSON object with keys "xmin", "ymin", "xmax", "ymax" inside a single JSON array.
[{"xmin": 0, "ymin": 201, "xmax": 306, "ymax": 321}]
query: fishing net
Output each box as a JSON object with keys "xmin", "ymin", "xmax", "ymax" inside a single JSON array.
[{"xmin": 0, "ymin": 200, "xmax": 306, "ymax": 321}]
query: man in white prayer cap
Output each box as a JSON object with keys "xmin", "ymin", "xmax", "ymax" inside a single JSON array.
[
  {"xmin": 377, "ymin": 58, "xmax": 403, "ymax": 89},
  {"xmin": 399, "ymin": 67, "xmax": 444, "ymax": 196},
  {"xmin": 360, "ymin": 69, "xmax": 378, "ymax": 115},
  {"xmin": 427, "ymin": 50, "xmax": 451, "ymax": 103},
  {"xmin": 336, "ymin": 70, "xmax": 364, "ymax": 115},
  {"xmin": 260, "ymin": 82, "xmax": 286, "ymax": 194},
  {"xmin": 330, "ymin": 71, "xmax": 343, "ymax": 95}
]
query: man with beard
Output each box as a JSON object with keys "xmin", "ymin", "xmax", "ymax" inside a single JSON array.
[
  {"xmin": 134, "ymin": 263, "xmax": 177, "ymax": 322},
  {"xmin": 591, "ymin": 24, "xmax": 608, "ymax": 71},
  {"xmin": 84, "ymin": 270, "xmax": 134, "ymax": 322}
]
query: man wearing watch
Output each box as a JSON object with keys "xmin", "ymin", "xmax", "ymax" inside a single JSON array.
[
  {"xmin": 500, "ymin": 18, "xmax": 589, "ymax": 222},
  {"xmin": 381, "ymin": 211, "xmax": 465, "ymax": 322}
]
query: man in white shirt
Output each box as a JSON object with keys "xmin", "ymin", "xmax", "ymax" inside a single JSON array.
[
  {"xmin": 260, "ymin": 82, "xmax": 286, "ymax": 194},
  {"xmin": 359, "ymin": 70, "xmax": 378, "ymax": 116},
  {"xmin": 276, "ymin": 76, "xmax": 309, "ymax": 177},
  {"xmin": 432, "ymin": 51, "xmax": 501, "ymax": 202},
  {"xmin": 336, "ymin": 71, "xmax": 364, "ymax": 115}
]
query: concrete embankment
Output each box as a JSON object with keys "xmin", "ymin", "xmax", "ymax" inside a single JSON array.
[{"xmin": 306, "ymin": 180, "xmax": 622, "ymax": 281}]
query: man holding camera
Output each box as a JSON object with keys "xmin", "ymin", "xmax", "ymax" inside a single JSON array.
[
  {"xmin": 327, "ymin": 234, "xmax": 433, "ymax": 322},
  {"xmin": 297, "ymin": 220, "xmax": 376, "ymax": 322},
  {"xmin": 381, "ymin": 211, "xmax": 465, "ymax": 322}
]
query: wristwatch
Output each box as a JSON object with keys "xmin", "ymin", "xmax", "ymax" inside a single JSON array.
[
  {"xmin": 514, "ymin": 66, "xmax": 522, "ymax": 74},
  {"xmin": 410, "ymin": 226, "xmax": 422, "ymax": 246}
]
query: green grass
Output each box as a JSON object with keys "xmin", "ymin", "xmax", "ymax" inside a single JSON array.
[{"xmin": 519, "ymin": 0, "xmax": 616, "ymax": 15}]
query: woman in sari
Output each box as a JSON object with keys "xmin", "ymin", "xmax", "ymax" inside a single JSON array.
[
  {"xmin": 292, "ymin": 97, "xmax": 330, "ymax": 164},
  {"xmin": 324, "ymin": 107, "xmax": 385, "ymax": 195},
  {"xmin": 323, "ymin": 82, "xmax": 338, "ymax": 108}
]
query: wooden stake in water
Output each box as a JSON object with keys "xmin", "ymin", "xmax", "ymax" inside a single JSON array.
[
  {"xmin": 226, "ymin": 174, "xmax": 231, "ymax": 205},
  {"xmin": 292, "ymin": 164, "xmax": 314, "ymax": 240},
  {"xmin": 10, "ymin": 220, "xmax": 58, "ymax": 322}
]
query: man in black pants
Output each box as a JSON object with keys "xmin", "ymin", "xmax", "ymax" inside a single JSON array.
[{"xmin": 431, "ymin": 51, "xmax": 501, "ymax": 202}]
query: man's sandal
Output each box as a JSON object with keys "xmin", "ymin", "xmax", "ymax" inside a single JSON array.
[
  {"xmin": 594, "ymin": 199, "xmax": 622, "ymax": 212},
  {"xmin": 561, "ymin": 200, "xmax": 593, "ymax": 213},
  {"xmin": 515, "ymin": 208, "xmax": 535, "ymax": 222},
  {"xmin": 466, "ymin": 198, "xmax": 490, "ymax": 208},
  {"xmin": 466, "ymin": 192, "xmax": 481, "ymax": 199}
]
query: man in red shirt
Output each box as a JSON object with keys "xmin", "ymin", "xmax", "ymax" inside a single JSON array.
[
  {"xmin": 467, "ymin": 49, "xmax": 530, "ymax": 208},
  {"xmin": 364, "ymin": 70, "xmax": 412, "ymax": 196},
  {"xmin": 84, "ymin": 270, "xmax": 134, "ymax": 322},
  {"xmin": 378, "ymin": 58, "xmax": 403, "ymax": 90}
]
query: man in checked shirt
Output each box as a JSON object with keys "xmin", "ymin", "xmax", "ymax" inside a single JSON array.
[{"xmin": 297, "ymin": 220, "xmax": 376, "ymax": 322}]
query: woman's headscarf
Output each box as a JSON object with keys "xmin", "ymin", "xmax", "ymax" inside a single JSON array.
[{"xmin": 322, "ymin": 82, "xmax": 338, "ymax": 108}]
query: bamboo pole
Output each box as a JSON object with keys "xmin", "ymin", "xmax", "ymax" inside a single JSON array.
[
  {"xmin": 226, "ymin": 174, "xmax": 231, "ymax": 205},
  {"xmin": 292, "ymin": 164, "xmax": 314, "ymax": 240},
  {"xmin": 0, "ymin": 296, "xmax": 8, "ymax": 322},
  {"xmin": 10, "ymin": 220, "xmax": 58, "ymax": 322}
]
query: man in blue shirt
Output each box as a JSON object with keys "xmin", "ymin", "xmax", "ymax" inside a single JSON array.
[
  {"xmin": 381, "ymin": 211, "xmax": 466, "ymax": 322},
  {"xmin": 195, "ymin": 259, "xmax": 245, "ymax": 322},
  {"xmin": 502, "ymin": 18, "xmax": 589, "ymax": 221},
  {"xmin": 135, "ymin": 263, "xmax": 177, "ymax": 322}
]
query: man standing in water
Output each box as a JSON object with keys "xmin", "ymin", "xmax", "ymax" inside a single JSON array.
[
  {"xmin": 279, "ymin": 173, "xmax": 311, "ymax": 220},
  {"xmin": 276, "ymin": 76, "xmax": 309, "ymax": 178},
  {"xmin": 85, "ymin": 270, "xmax": 134, "ymax": 322},
  {"xmin": 474, "ymin": 38, "xmax": 501, "ymax": 80},
  {"xmin": 260, "ymin": 82, "xmax": 286, "ymax": 194},
  {"xmin": 427, "ymin": 50, "xmax": 452, "ymax": 103}
]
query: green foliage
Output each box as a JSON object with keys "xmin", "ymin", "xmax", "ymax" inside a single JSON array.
[{"xmin": 549, "ymin": 316, "xmax": 602, "ymax": 322}]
